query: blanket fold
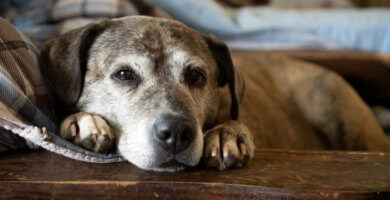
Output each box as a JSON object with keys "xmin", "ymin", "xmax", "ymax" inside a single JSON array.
[
  {"xmin": 0, "ymin": 16, "xmax": 124, "ymax": 163},
  {"xmin": 0, "ymin": 117, "xmax": 124, "ymax": 163}
]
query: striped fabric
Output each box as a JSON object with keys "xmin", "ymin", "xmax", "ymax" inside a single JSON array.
[
  {"xmin": 1, "ymin": 0, "xmax": 167, "ymax": 48},
  {"xmin": 52, "ymin": 0, "xmax": 139, "ymax": 21},
  {"xmin": 0, "ymin": 17, "xmax": 56, "ymax": 151}
]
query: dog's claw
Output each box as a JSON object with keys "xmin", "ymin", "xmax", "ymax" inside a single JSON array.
[
  {"xmin": 223, "ymin": 145, "xmax": 229, "ymax": 159},
  {"xmin": 203, "ymin": 121, "xmax": 254, "ymax": 170},
  {"xmin": 60, "ymin": 112, "xmax": 115, "ymax": 152},
  {"xmin": 211, "ymin": 147, "xmax": 218, "ymax": 157},
  {"xmin": 66, "ymin": 122, "xmax": 78, "ymax": 140},
  {"xmin": 239, "ymin": 143, "xmax": 247, "ymax": 156}
]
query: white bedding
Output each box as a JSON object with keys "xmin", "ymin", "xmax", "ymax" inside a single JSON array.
[{"xmin": 148, "ymin": 0, "xmax": 390, "ymax": 53}]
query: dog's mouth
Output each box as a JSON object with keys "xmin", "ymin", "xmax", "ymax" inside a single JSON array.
[{"xmin": 157, "ymin": 159, "xmax": 187, "ymax": 171}]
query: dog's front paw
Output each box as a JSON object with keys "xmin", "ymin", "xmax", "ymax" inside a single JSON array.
[
  {"xmin": 60, "ymin": 112, "xmax": 115, "ymax": 152},
  {"xmin": 203, "ymin": 121, "xmax": 255, "ymax": 170}
]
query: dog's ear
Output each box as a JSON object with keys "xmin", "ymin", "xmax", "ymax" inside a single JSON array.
[
  {"xmin": 40, "ymin": 22, "xmax": 108, "ymax": 112},
  {"xmin": 204, "ymin": 36, "xmax": 246, "ymax": 120}
]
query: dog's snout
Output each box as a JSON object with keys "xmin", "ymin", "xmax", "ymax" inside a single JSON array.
[{"xmin": 153, "ymin": 115, "xmax": 195, "ymax": 154}]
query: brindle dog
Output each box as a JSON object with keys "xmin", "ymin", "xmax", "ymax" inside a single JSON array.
[{"xmin": 40, "ymin": 16, "xmax": 390, "ymax": 172}]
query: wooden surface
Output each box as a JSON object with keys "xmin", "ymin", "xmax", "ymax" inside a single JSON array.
[
  {"xmin": 0, "ymin": 149, "xmax": 389, "ymax": 199},
  {"xmin": 237, "ymin": 50, "xmax": 390, "ymax": 106}
]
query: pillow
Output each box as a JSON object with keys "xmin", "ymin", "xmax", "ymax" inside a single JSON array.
[
  {"xmin": 217, "ymin": 0, "xmax": 353, "ymax": 8},
  {"xmin": 270, "ymin": 0, "xmax": 353, "ymax": 8}
]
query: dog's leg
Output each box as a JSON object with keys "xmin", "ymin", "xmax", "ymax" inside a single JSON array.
[
  {"xmin": 294, "ymin": 72, "xmax": 390, "ymax": 151},
  {"xmin": 60, "ymin": 112, "xmax": 115, "ymax": 152},
  {"xmin": 203, "ymin": 120, "xmax": 255, "ymax": 170}
]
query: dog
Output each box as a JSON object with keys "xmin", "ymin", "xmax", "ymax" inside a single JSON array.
[{"xmin": 40, "ymin": 16, "xmax": 390, "ymax": 172}]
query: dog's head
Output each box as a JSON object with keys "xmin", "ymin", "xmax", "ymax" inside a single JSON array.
[{"xmin": 41, "ymin": 16, "xmax": 245, "ymax": 171}]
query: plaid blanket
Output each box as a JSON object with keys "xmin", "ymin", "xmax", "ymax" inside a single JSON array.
[
  {"xmin": 0, "ymin": 17, "xmax": 123, "ymax": 162},
  {"xmin": 0, "ymin": 17, "xmax": 56, "ymax": 150}
]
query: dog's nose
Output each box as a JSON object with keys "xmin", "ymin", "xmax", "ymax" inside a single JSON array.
[{"xmin": 153, "ymin": 115, "xmax": 195, "ymax": 154}]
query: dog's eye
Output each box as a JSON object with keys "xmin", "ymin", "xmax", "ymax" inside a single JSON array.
[
  {"xmin": 185, "ymin": 67, "xmax": 207, "ymax": 87},
  {"xmin": 116, "ymin": 70, "xmax": 133, "ymax": 80},
  {"xmin": 112, "ymin": 68, "xmax": 141, "ymax": 84},
  {"xmin": 115, "ymin": 69, "xmax": 135, "ymax": 81}
]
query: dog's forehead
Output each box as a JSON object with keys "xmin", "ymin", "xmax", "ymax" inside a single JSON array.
[
  {"xmin": 90, "ymin": 17, "xmax": 214, "ymax": 73},
  {"xmin": 100, "ymin": 17, "xmax": 207, "ymax": 56}
]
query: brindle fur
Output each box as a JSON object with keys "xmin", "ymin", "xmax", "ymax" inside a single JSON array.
[{"xmin": 40, "ymin": 16, "xmax": 390, "ymax": 172}]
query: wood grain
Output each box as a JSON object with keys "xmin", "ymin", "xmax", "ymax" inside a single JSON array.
[{"xmin": 1, "ymin": 150, "xmax": 389, "ymax": 199}]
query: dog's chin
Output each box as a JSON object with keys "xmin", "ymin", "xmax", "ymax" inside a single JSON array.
[
  {"xmin": 126, "ymin": 158, "xmax": 188, "ymax": 172},
  {"xmin": 150, "ymin": 159, "xmax": 188, "ymax": 172},
  {"xmin": 131, "ymin": 153, "xmax": 202, "ymax": 172},
  {"xmin": 121, "ymin": 153, "xmax": 198, "ymax": 172}
]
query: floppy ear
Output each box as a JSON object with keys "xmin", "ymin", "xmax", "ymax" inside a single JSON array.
[
  {"xmin": 40, "ymin": 22, "xmax": 108, "ymax": 113},
  {"xmin": 204, "ymin": 36, "xmax": 246, "ymax": 120}
]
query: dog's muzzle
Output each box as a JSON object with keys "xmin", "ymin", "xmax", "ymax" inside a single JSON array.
[{"xmin": 153, "ymin": 115, "xmax": 195, "ymax": 154}]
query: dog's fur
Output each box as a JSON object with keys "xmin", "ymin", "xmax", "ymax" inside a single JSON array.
[{"xmin": 40, "ymin": 16, "xmax": 390, "ymax": 172}]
